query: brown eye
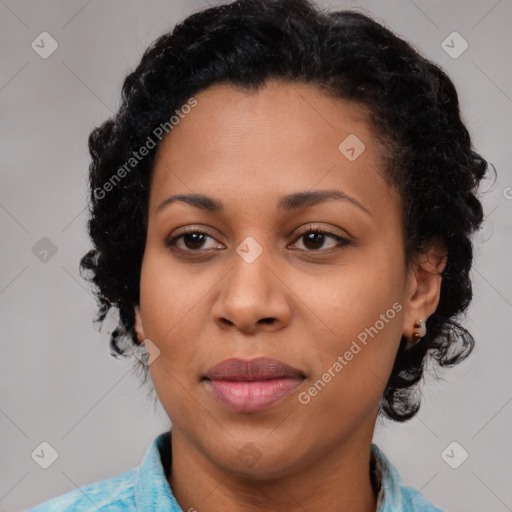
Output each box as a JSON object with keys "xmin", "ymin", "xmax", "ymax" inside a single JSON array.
[
  {"xmin": 165, "ymin": 230, "xmax": 223, "ymax": 252},
  {"xmin": 179, "ymin": 232, "xmax": 208, "ymax": 250},
  {"xmin": 303, "ymin": 232, "xmax": 329, "ymax": 250},
  {"xmin": 292, "ymin": 228, "xmax": 350, "ymax": 252}
]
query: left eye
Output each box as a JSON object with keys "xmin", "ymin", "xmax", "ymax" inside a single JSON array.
[{"xmin": 291, "ymin": 229, "xmax": 349, "ymax": 251}]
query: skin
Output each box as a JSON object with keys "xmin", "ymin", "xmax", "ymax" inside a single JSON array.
[{"xmin": 134, "ymin": 80, "xmax": 446, "ymax": 512}]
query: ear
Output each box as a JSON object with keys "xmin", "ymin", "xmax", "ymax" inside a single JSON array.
[
  {"xmin": 134, "ymin": 305, "xmax": 146, "ymax": 343},
  {"xmin": 402, "ymin": 242, "xmax": 447, "ymax": 341}
]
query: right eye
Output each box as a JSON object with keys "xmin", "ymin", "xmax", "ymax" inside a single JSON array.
[{"xmin": 165, "ymin": 229, "xmax": 225, "ymax": 253}]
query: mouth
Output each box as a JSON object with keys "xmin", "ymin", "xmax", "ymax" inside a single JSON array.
[{"xmin": 202, "ymin": 357, "xmax": 306, "ymax": 412}]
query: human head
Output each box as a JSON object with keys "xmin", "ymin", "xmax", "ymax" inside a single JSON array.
[{"xmin": 80, "ymin": 0, "xmax": 486, "ymax": 427}]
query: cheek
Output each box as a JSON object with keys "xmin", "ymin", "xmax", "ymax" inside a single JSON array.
[
  {"xmin": 298, "ymin": 244, "xmax": 405, "ymax": 402},
  {"xmin": 138, "ymin": 250, "xmax": 206, "ymax": 372},
  {"xmin": 139, "ymin": 246, "xmax": 203, "ymax": 332},
  {"xmin": 291, "ymin": 306, "xmax": 403, "ymax": 454},
  {"xmin": 307, "ymin": 241, "xmax": 403, "ymax": 335},
  {"xmin": 139, "ymin": 252, "xmax": 211, "ymax": 426}
]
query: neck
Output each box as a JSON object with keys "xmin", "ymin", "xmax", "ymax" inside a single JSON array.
[{"xmin": 167, "ymin": 428, "xmax": 378, "ymax": 512}]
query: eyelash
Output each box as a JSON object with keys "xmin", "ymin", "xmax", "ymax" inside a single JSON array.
[{"xmin": 165, "ymin": 226, "xmax": 350, "ymax": 255}]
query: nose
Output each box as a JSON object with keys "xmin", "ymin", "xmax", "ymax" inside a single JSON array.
[{"xmin": 211, "ymin": 247, "xmax": 292, "ymax": 334}]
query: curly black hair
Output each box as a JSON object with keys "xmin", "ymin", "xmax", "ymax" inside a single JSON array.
[{"xmin": 79, "ymin": 0, "xmax": 488, "ymax": 421}]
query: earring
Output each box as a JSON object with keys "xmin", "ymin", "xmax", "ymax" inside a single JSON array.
[{"xmin": 407, "ymin": 319, "xmax": 426, "ymax": 347}]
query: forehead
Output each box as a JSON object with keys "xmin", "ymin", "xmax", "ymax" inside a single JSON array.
[
  {"xmin": 149, "ymin": 80, "xmax": 394, "ymax": 218},
  {"xmin": 156, "ymin": 80, "xmax": 376, "ymax": 156}
]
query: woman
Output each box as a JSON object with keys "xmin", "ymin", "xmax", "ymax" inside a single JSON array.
[{"xmin": 29, "ymin": 0, "xmax": 487, "ymax": 510}]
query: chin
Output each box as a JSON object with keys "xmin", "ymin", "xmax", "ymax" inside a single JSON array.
[{"xmin": 202, "ymin": 428, "xmax": 311, "ymax": 480}]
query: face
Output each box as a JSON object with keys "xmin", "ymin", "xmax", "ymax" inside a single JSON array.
[{"xmin": 134, "ymin": 80, "xmax": 430, "ymax": 478}]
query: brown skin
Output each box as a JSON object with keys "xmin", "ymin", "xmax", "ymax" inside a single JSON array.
[{"xmin": 134, "ymin": 80, "xmax": 446, "ymax": 512}]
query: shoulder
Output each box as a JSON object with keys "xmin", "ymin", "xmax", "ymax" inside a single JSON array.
[{"xmin": 27, "ymin": 467, "xmax": 138, "ymax": 512}]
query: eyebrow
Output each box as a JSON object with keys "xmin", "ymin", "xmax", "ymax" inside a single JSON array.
[{"xmin": 155, "ymin": 189, "xmax": 371, "ymax": 217}]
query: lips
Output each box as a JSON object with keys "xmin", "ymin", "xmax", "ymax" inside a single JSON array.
[{"xmin": 203, "ymin": 357, "xmax": 305, "ymax": 412}]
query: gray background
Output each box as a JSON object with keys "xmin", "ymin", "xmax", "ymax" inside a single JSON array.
[{"xmin": 1, "ymin": 1, "xmax": 511, "ymax": 511}]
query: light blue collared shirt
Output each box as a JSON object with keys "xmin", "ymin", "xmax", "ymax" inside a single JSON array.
[{"xmin": 28, "ymin": 431, "xmax": 444, "ymax": 511}]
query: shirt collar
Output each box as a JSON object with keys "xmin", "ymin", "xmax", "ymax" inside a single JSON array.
[
  {"xmin": 134, "ymin": 431, "xmax": 407, "ymax": 511},
  {"xmin": 371, "ymin": 443, "xmax": 405, "ymax": 511},
  {"xmin": 134, "ymin": 431, "xmax": 182, "ymax": 511}
]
